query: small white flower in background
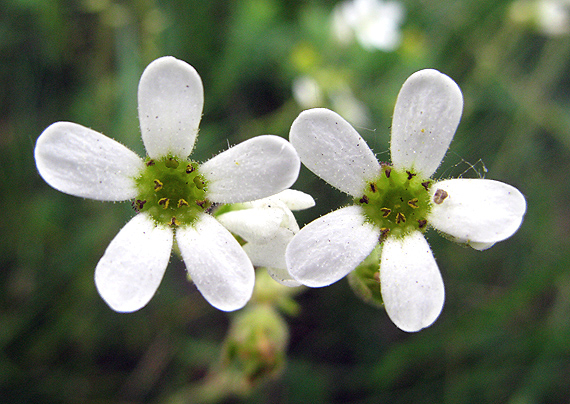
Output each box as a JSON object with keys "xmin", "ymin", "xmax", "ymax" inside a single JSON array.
[
  {"xmin": 509, "ymin": 0, "xmax": 570, "ymax": 36},
  {"xmin": 286, "ymin": 69, "xmax": 526, "ymax": 332},
  {"xmin": 34, "ymin": 56, "xmax": 300, "ymax": 313},
  {"xmin": 537, "ymin": 0, "xmax": 570, "ymax": 35},
  {"xmin": 216, "ymin": 189, "xmax": 315, "ymax": 287},
  {"xmin": 292, "ymin": 75, "xmax": 370, "ymax": 127},
  {"xmin": 292, "ymin": 75, "xmax": 324, "ymax": 109},
  {"xmin": 331, "ymin": 0, "xmax": 405, "ymax": 51}
]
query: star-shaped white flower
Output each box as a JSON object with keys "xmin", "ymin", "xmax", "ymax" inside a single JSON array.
[
  {"xmin": 286, "ymin": 69, "xmax": 526, "ymax": 332},
  {"xmin": 216, "ymin": 189, "xmax": 315, "ymax": 287},
  {"xmin": 34, "ymin": 56, "xmax": 300, "ymax": 313}
]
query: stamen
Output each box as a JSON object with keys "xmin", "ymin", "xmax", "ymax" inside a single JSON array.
[
  {"xmin": 406, "ymin": 171, "xmax": 416, "ymax": 180},
  {"xmin": 433, "ymin": 189, "xmax": 448, "ymax": 204},
  {"xmin": 422, "ymin": 181, "xmax": 431, "ymax": 191},
  {"xmin": 170, "ymin": 216, "xmax": 180, "ymax": 226},
  {"xmin": 384, "ymin": 167, "xmax": 392, "ymax": 178},
  {"xmin": 418, "ymin": 219, "xmax": 427, "ymax": 229},
  {"xmin": 370, "ymin": 183, "xmax": 377, "ymax": 193},
  {"xmin": 154, "ymin": 179, "xmax": 163, "ymax": 191},
  {"xmin": 380, "ymin": 207, "xmax": 391, "ymax": 218},
  {"xmin": 135, "ymin": 199, "xmax": 146, "ymax": 210},
  {"xmin": 158, "ymin": 198, "xmax": 170, "ymax": 209},
  {"xmin": 186, "ymin": 164, "xmax": 195, "ymax": 174},
  {"xmin": 146, "ymin": 160, "xmax": 155, "ymax": 166},
  {"xmin": 360, "ymin": 195, "xmax": 369, "ymax": 204},
  {"xmin": 196, "ymin": 200, "xmax": 207, "ymax": 208},
  {"xmin": 395, "ymin": 212, "xmax": 406, "ymax": 224},
  {"xmin": 408, "ymin": 198, "xmax": 419, "ymax": 208},
  {"xmin": 178, "ymin": 199, "xmax": 189, "ymax": 208},
  {"xmin": 379, "ymin": 227, "xmax": 390, "ymax": 242}
]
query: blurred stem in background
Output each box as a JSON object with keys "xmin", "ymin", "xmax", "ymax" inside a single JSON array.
[{"xmin": 166, "ymin": 270, "xmax": 301, "ymax": 404}]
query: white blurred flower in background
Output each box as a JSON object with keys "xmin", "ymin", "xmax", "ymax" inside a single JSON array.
[
  {"xmin": 510, "ymin": 0, "xmax": 570, "ymax": 36},
  {"xmin": 331, "ymin": 0, "xmax": 405, "ymax": 51},
  {"xmin": 292, "ymin": 75, "xmax": 371, "ymax": 128}
]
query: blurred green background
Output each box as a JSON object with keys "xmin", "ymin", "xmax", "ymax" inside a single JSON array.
[{"xmin": 1, "ymin": 0, "xmax": 570, "ymax": 402}]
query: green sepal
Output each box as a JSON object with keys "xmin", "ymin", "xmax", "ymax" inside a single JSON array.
[{"xmin": 347, "ymin": 244, "xmax": 384, "ymax": 308}]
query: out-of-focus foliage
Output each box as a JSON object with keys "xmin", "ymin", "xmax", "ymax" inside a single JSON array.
[{"xmin": 1, "ymin": 0, "xmax": 569, "ymax": 402}]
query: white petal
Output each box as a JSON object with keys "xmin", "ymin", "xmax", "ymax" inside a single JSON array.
[
  {"xmin": 94, "ymin": 213, "xmax": 173, "ymax": 312},
  {"xmin": 200, "ymin": 135, "xmax": 300, "ymax": 203},
  {"xmin": 216, "ymin": 207, "xmax": 285, "ymax": 242},
  {"xmin": 35, "ymin": 122, "xmax": 144, "ymax": 201},
  {"xmin": 266, "ymin": 267, "xmax": 302, "ymax": 287},
  {"xmin": 468, "ymin": 241, "xmax": 496, "ymax": 251},
  {"xmin": 243, "ymin": 225, "xmax": 294, "ymax": 269},
  {"xmin": 259, "ymin": 189, "xmax": 316, "ymax": 211},
  {"xmin": 138, "ymin": 56, "xmax": 204, "ymax": 159},
  {"xmin": 243, "ymin": 228, "xmax": 301, "ymax": 287},
  {"xmin": 289, "ymin": 108, "xmax": 381, "ymax": 196},
  {"xmin": 176, "ymin": 214, "xmax": 255, "ymax": 311},
  {"xmin": 380, "ymin": 232, "xmax": 444, "ymax": 332},
  {"xmin": 428, "ymin": 179, "xmax": 527, "ymax": 245},
  {"xmin": 286, "ymin": 205, "xmax": 380, "ymax": 287},
  {"xmin": 390, "ymin": 69, "xmax": 463, "ymax": 178}
]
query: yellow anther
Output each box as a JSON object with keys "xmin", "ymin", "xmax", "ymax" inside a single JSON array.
[
  {"xmin": 158, "ymin": 198, "xmax": 169, "ymax": 209},
  {"xmin": 170, "ymin": 216, "xmax": 180, "ymax": 226},
  {"xmin": 408, "ymin": 198, "xmax": 419, "ymax": 208},
  {"xmin": 178, "ymin": 199, "xmax": 189, "ymax": 208},
  {"xmin": 395, "ymin": 212, "xmax": 406, "ymax": 224},
  {"xmin": 380, "ymin": 207, "xmax": 391, "ymax": 218},
  {"xmin": 153, "ymin": 179, "xmax": 163, "ymax": 191},
  {"xmin": 379, "ymin": 227, "xmax": 390, "ymax": 242},
  {"xmin": 185, "ymin": 164, "xmax": 195, "ymax": 174}
]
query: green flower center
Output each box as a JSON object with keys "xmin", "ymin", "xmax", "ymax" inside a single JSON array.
[
  {"xmin": 133, "ymin": 156, "xmax": 210, "ymax": 226},
  {"xmin": 354, "ymin": 164, "xmax": 432, "ymax": 240}
]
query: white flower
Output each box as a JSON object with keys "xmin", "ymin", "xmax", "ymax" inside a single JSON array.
[
  {"xmin": 292, "ymin": 75, "xmax": 324, "ymax": 109},
  {"xmin": 34, "ymin": 56, "xmax": 300, "ymax": 313},
  {"xmin": 331, "ymin": 0, "xmax": 405, "ymax": 51},
  {"xmin": 292, "ymin": 74, "xmax": 371, "ymax": 128},
  {"xmin": 510, "ymin": 0, "xmax": 570, "ymax": 36},
  {"xmin": 286, "ymin": 69, "xmax": 526, "ymax": 332},
  {"xmin": 537, "ymin": 0, "xmax": 570, "ymax": 35},
  {"xmin": 216, "ymin": 189, "xmax": 315, "ymax": 287}
]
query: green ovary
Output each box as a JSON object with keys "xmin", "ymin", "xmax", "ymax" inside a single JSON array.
[
  {"xmin": 134, "ymin": 156, "xmax": 210, "ymax": 226},
  {"xmin": 355, "ymin": 165, "xmax": 431, "ymax": 239}
]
